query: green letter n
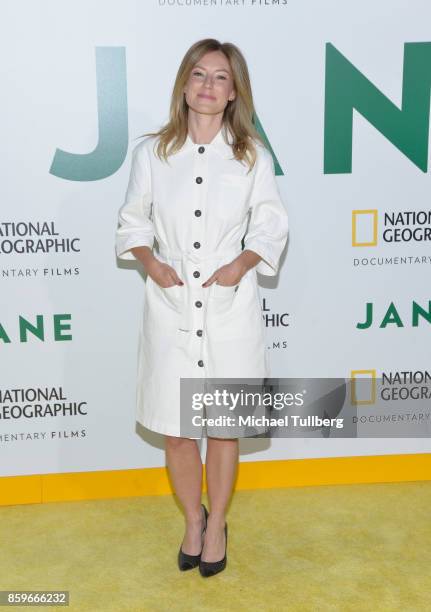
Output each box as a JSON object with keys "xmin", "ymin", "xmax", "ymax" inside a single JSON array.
[{"xmin": 324, "ymin": 42, "xmax": 431, "ymax": 174}]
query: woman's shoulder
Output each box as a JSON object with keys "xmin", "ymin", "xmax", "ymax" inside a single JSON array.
[
  {"xmin": 130, "ymin": 133, "xmax": 160, "ymax": 159},
  {"xmin": 248, "ymin": 137, "xmax": 273, "ymax": 172},
  {"xmin": 250, "ymin": 137, "xmax": 270, "ymax": 156}
]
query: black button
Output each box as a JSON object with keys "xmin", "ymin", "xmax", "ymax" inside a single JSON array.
[
  {"xmin": 196, "ymin": 329, "xmax": 203, "ymax": 337},
  {"xmin": 193, "ymin": 241, "xmax": 201, "ymax": 249},
  {"xmin": 193, "ymin": 270, "xmax": 200, "ymax": 278},
  {"xmin": 194, "ymin": 209, "xmax": 202, "ymax": 217},
  {"xmin": 196, "ymin": 176, "xmax": 203, "ymax": 184},
  {"xmin": 198, "ymin": 146, "xmax": 205, "ymax": 153},
  {"xmin": 198, "ymin": 360, "xmax": 204, "ymax": 367},
  {"xmin": 195, "ymin": 300, "xmax": 202, "ymax": 308}
]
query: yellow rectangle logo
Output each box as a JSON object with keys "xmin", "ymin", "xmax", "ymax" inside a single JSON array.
[{"xmin": 352, "ymin": 210, "xmax": 378, "ymax": 246}]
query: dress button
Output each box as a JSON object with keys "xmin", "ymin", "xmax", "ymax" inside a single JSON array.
[
  {"xmin": 198, "ymin": 146, "xmax": 205, "ymax": 153},
  {"xmin": 196, "ymin": 176, "xmax": 203, "ymax": 184},
  {"xmin": 193, "ymin": 241, "xmax": 201, "ymax": 249},
  {"xmin": 195, "ymin": 300, "xmax": 202, "ymax": 308},
  {"xmin": 198, "ymin": 360, "xmax": 204, "ymax": 367},
  {"xmin": 196, "ymin": 329, "xmax": 203, "ymax": 337},
  {"xmin": 194, "ymin": 209, "xmax": 202, "ymax": 217},
  {"xmin": 193, "ymin": 270, "xmax": 200, "ymax": 278}
]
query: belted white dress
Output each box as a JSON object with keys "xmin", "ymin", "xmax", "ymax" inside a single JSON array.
[{"xmin": 115, "ymin": 125, "xmax": 289, "ymax": 438}]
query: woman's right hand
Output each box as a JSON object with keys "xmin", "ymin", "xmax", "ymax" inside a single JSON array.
[
  {"xmin": 146, "ymin": 257, "xmax": 184, "ymax": 288},
  {"xmin": 130, "ymin": 246, "xmax": 183, "ymax": 288}
]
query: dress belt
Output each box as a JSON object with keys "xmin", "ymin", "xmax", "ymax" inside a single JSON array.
[
  {"xmin": 157, "ymin": 245, "xmax": 243, "ymax": 263},
  {"xmin": 155, "ymin": 245, "xmax": 243, "ymax": 331}
]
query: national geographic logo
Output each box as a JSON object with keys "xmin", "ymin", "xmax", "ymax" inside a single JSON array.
[
  {"xmin": 0, "ymin": 386, "xmax": 88, "ymax": 445},
  {"xmin": 351, "ymin": 209, "xmax": 431, "ymax": 268},
  {"xmin": 262, "ymin": 297, "xmax": 289, "ymax": 328},
  {"xmin": 262, "ymin": 297, "xmax": 289, "ymax": 351},
  {"xmin": 0, "ymin": 386, "xmax": 88, "ymax": 421},
  {"xmin": 350, "ymin": 370, "xmax": 431, "ymax": 434},
  {"xmin": 351, "ymin": 369, "xmax": 431, "ymax": 404},
  {"xmin": 1, "ymin": 221, "xmax": 81, "ymax": 280},
  {"xmin": 0, "ymin": 221, "xmax": 80, "ymax": 255}
]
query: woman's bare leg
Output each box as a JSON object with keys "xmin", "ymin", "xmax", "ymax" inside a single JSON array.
[
  {"xmin": 202, "ymin": 437, "xmax": 238, "ymax": 562},
  {"xmin": 165, "ymin": 435, "xmax": 204, "ymax": 555}
]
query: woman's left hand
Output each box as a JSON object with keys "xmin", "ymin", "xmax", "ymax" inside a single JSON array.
[{"xmin": 202, "ymin": 258, "xmax": 248, "ymax": 288}]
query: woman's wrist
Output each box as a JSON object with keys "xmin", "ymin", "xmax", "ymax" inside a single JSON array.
[
  {"xmin": 131, "ymin": 246, "xmax": 157, "ymax": 270},
  {"xmin": 235, "ymin": 249, "xmax": 262, "ymax": 274}
]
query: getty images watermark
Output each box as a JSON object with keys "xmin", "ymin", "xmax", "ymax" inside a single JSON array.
[{"xmin": 179, "ymin": 377, "xmax": 431, "ymax": 439}]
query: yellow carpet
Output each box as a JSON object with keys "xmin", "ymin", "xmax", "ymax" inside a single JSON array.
[{"xmin": 1, "ymin": 482, "xmax": 430, "ymax": 611}]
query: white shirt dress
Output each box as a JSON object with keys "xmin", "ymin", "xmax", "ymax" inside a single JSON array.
[{"xmin": 115, "ymin": 124, "xmax": 289, "ymax": 438}]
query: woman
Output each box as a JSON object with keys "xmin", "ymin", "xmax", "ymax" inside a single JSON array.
[{"xmin": 115, "ymin": 38, "xmax": 289, "ymax": 577}]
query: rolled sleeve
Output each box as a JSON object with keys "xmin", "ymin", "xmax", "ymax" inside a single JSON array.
[
  {"xmin": 115, "ymin": 141, "xmax": 154, "ymax": 261},
  {"xmin": 243, "ymin": 146, "xmax": 289, "ymax": 276}
]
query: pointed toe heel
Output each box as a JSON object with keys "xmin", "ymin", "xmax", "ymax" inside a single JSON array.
[
  {"xmin": 177, "ymin": 548, "xmax": 200, "ymax": 571},
  {"xmin": 199, "ymin": 522, "xmax": 228, "ymax": 578},
  {"xmin": 178, "ymin": 504, "xmax": 208, "ymax": 571}
]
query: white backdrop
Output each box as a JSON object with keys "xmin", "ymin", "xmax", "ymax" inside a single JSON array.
[{"xmin": 1, "ymin": 0, "xmax": 430, "ymax": 477}]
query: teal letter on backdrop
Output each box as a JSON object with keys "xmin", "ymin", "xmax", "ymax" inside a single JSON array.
[{"xmin": 50, "ymin": 47, "xmax": 128, "ymax": 181}]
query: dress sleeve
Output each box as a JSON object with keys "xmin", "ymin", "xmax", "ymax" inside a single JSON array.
[
  {"xmin": 115, "ymin": 141, "xmax": 154, "ymax": 260},
  {"xmin": 243, "ymin": 146, "xmax": 289, "ymax": 276}
]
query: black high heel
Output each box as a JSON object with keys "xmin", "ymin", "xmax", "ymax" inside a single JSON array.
[
  {"xmin": 199, "ymin": 522, "xmax": 228, "ymax": 577},
  {"xmin": 178, "ymin": 504, "xmax": 208, "ymax": 571}
]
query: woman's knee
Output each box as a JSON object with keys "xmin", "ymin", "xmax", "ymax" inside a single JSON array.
[{"xmin": 165, "ymin": 435, "xmax": 196, "ymax": 450}]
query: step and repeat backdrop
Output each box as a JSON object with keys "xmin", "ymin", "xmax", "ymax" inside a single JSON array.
[{"xmin": 2, "ymin": 0, "xmax": 430, "ymax": 477}]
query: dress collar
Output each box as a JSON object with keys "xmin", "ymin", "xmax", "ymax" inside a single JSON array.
[{"xmin": 183, "ymin": 124, "xmax": 235, "ymax": 160}]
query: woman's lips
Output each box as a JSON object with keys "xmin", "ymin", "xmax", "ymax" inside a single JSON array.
[{"xmin": 198, "ymin": 94, "xmax": 216, "ymax": 100}]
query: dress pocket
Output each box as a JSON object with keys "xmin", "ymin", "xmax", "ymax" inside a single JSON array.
[
  {"xmin": 218, "ymin": 174, "xmax": 251, "ymax": 220},
  {"xmin": 156, "ymin": 282, "xmax": 183, "ymax": 311},
  {"xmin": 208, "ymin": 282, "xmax": 239, "ymax": 317}
]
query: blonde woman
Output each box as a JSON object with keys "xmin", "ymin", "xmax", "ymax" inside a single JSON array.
[{"xmin": 115, "ymin": 38, "xmax": 289, "ymax": 577}]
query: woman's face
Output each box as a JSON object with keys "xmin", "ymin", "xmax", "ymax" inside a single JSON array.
[{"xmin": 184, "ymin": 50, "xmax": 236, "ymax": 116}]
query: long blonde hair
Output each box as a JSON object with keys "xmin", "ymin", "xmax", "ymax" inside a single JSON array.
[{"xmin": 138, "ymin": 38, "xmax": 265, "ymax": 172}]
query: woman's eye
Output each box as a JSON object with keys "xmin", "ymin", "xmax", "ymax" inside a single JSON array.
[{"xmin": 192, "ymin": 71, "xmax": 227, "ymax": 80}]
